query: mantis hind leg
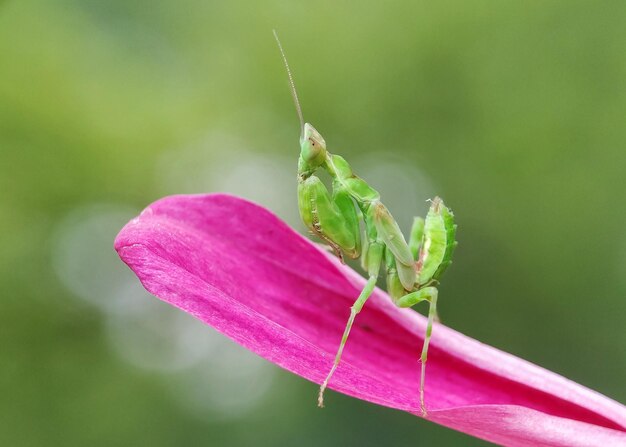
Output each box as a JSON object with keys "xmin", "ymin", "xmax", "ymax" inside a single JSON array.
[
  {"xmin": 318, "ymin": 236, "xmax": 384, "ymax": 407},
  {"xmin": 408, "ymin": 216, "xmax": 425, "ymax": 260},
  {"xmin": 407, "ymin": 215, "xmax": 440, "ymax": 321},
  {"xmin": 396, "ymin": 287, "xmax": 438, "ymax": 416}
]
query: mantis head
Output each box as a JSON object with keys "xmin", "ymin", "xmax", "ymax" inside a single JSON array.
[{"xmin": 300, "ymin": 123, "xmax": 327, "ymax": 168}]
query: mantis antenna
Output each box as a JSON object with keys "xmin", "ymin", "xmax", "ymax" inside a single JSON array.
[{"xmin": 273, "ymin": 30, "xmax": 305, "ymax": 139}]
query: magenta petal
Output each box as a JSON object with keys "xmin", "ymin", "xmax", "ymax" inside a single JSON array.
[{"xmin": 115, "ymin": 194, "xmax": 626, "ymax": 447}]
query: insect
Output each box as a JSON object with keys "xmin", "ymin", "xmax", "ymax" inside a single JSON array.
[{"xmin": 273, "ymin": 31, "xmax": 457, "ymax": 416}]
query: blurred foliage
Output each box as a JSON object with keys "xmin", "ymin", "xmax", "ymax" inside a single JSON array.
[{"xmin": 1, "ymin": 0, "xmax": 625, "ymax": 446}]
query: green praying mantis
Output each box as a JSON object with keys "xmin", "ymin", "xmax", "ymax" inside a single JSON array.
[{"xmin": 273, "ymin": 31, "xmax": 457, "ymax": 416}]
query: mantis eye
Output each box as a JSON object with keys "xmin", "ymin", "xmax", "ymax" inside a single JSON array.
[{"xmin": 301, "ymin": 123, "xmax": 327, "ymax": 167}]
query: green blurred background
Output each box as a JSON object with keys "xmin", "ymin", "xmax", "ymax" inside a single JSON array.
[{"xmin": 1, "ymin": 1, "xmax": 625, "ymax": 445}]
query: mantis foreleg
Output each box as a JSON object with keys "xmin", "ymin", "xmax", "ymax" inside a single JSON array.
[{"xmin": 298, "ymin": 175, "xmax": 361, "ymax": 261}]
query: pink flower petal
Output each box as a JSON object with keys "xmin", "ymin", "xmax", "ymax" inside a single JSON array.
[{"xmin": 115, "ymin": 194, "xmax": 626, "ymax": 447}]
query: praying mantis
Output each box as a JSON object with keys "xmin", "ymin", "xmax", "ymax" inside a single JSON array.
[{"xmin": 273, "ymin": 31, "xmax": 457, "ymax": 416}]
